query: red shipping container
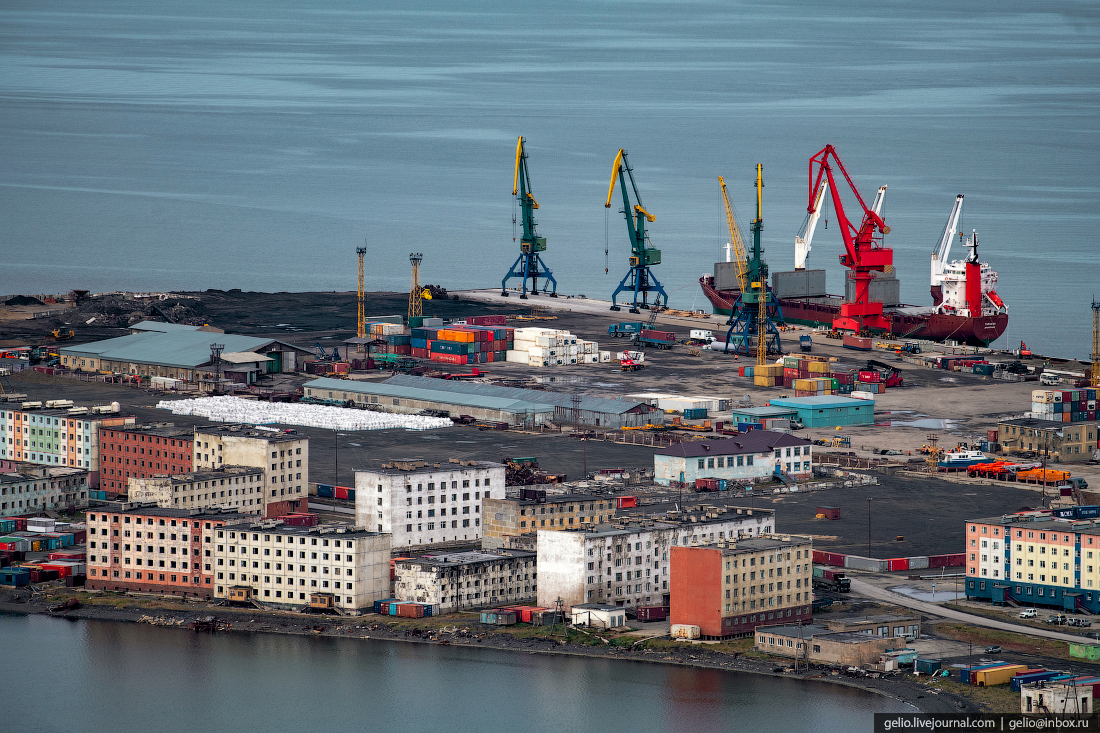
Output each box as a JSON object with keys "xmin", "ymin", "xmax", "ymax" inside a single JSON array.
[
  {"xmin": 824, "ymin": 552, "xmax": 846, "ymax": 567},
  {"xmin": 888, "ymin": 558, "xmax": 909, "ymax": 572},
  {"xmin": 396, "ymin": 603, "xmax": 426, "ymax": 619},
  {"xmin": 334, "ymin": 486, "xmax": 350, "ymax": 500},
  {"xmin": 617, "ymin": 496, "xmax": 638, "ymax": 509},
  {"xmin": 411, "ymin": 347, "xmax": 428, "ymax": 358},
  {"xmin": 38, "ymin": 563, "xmax": 74, "ymax": 578},
  {"xmin": 636, "ymin": 606, "xmax": 667, "ymax": 621},
  {"xmin": 47, "ymin": 551, "xmax": 86, "ymax": 561},
  {"xmin": 783, "ymin": 367, "xmax": 799, "ymax": 378},
  {"xmin": 812, "ymin": 550, "xmax": 827, "ymax": 564},
  {"xmin": 738, "ymin": 367, "xmax": 746, "ymax": 377}
]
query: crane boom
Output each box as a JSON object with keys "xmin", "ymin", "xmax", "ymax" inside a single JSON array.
[
  {"xmin": 794, "ymin": 177, "xmax": 829, "ymax": 270},
  {"xmin": 719, "ymin": 176, "xmax": 749, "ymax": 294},
  {"xmin": 870, "ymin": 184, "xmax": 887, "ymax": 216},
  {"xmin": 931, "ymin": 194, "xmax": 964, "ymax": 287}
]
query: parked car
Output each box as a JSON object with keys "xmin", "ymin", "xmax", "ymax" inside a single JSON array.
[
  {"xmin": 1068, "ymin": 618, "xmax": 1092, "ymax": 628},
  {"xmin": 1019, "ymin": 609, "xmax": 1036, "ymax": 619},
  {"xmin": 985, "ymin": 645, "xmax": 1002, "ymax": 654},
  {"xmin": 1046, "ymin": 614, "xmax": 1068, "ymax": 625}
]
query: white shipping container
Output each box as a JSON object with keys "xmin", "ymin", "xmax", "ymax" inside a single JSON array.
[
  {"xmin": 584, "ymin": 354, "xmax": 599, "ymax": 364},
  {"xmin": 670, "ymin": 624, "xmax": 701, "ymax": 640},
  {"xmin": 506, "ymin": 350, "xmax": 528, "ymax": 363},
  {"xmin": 599, "ymin": 351, "xmax": 612, "ymax": 363},
  {"xmin": 850, "ymin": 391, "xmax": 876, "ymax": 401},
  {"xmin": 689, "ymin": 329, "xmax": 714, "ymax": 340},
  {"xmin": 527, "ymin": 346, "xmax": 550, "ymax": 357}
]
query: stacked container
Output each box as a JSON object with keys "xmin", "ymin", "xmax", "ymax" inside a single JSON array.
[
  {"xmin": 1032, "ymin": 389, "xmax": 1097, "ymax": 423},
  {"xmin": 411, "ymin": 325, "xmax": 515, "ymax": 365},
  {"xmin": 506, "ymin": 327, "xmax": 602, "ymax": 368}
]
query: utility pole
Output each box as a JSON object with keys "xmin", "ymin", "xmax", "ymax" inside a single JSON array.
[
  {"xmin": 333, "ymin": 429, "xmax": 339, "ymax": 512},
  {"xmin": 867, "ymin": 497, "xmax": 873, "ymax": 557}
]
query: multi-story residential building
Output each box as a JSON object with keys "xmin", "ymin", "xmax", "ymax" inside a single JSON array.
[
  {"xmin": 98, "ymin": 424, "xmax": 194, "ymax": 494},
  {"xmin": 537, "ymin": 507, "xmax": 775, "ymax": 612},
  {"xmin": 193, "ymin": 425, "xmax": 308, "ymax": 515},
  {"xmin": 0, "ymin": 406, "xmax": 134, "ymax": 486},
  {"xmin": 354, "ymin": 460, "xmax": 505, "ymax": 548},
  {"xmin": 669, "ymin": 535, "xmax": 813, "ymax": 638},
  {"xmin": 966, "ymin": 510, "xmax": 1100, "ymax": 613},
  {"xmin": 998, "ymin": 418, "xmax": 1098, "ymax": 463},
  {"xmin": 127, "ymin": 466, "xmax": 269, "ymax": 514},
  {"xmin": 393, "ymin": 549, "xmax": 536, "ymax": 613},
  {"xmin": 481, "ymin": 492, "xmax": 617, "ymax": 549},
  {"xmin": 0, "ymin": 464, "xmax": 89, "ymax": 513},
  {"xmin": 653, "ymin": 432, "xmax": 813, "ymax": 486},
  {"xmin": 210, "ymin": 521, "xmax": 390, "ymax": 614},
  {"xmin": 85, "ymin": 503, "xmax": 248, "ymax": 599}
]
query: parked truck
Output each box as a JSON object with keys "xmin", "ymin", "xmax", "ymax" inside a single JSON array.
[
  {"xmin": 633, "ymin": 329, "xmax": 677, "ymax": 350},
  {"xmin": 799, "ymin": 335, "xmax": 812, "ymax": 352},
  {"xmin": 607, "ymin": 322, "xmax": 644, "ymax": 338},
  {"xmin": 812, "ymin": 566, "xmax": 851, "ymax": 593},
  {"xmin": 689, "ymin": 329, "xmax": 715, "ymax": 344}
]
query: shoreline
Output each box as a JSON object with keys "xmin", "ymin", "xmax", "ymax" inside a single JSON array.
[{"xmin": 0, "ymin": 598, "xmax": 971, "ymax": 715}]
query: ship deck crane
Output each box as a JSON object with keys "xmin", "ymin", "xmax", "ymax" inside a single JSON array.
[
  {"xmin": 931, "ymin": 194, "xmax": 964, "ymax": 306},
  {"xmin": 808, "ymin": 144, "xmax": 892, "ymax": 333},
  {"xmin": 605, "ymin": 149, "xmax": 667, "ymax": 313},
  {"xmin": 794, "ymin": 177, "xmax": 829, "ymax": 270},
  {"xmin": 501, "ymin": 137, "xmax": 557, "ymax": 299},
  {"xmin": 721, "ymin": 166, "xmax": 782, "ymax": 357}
]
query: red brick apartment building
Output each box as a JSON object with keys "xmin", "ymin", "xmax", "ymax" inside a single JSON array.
[
  {"xmin": 99, "ymin": 425, "xmax": 193, "ymax": 495},
  {"xmin": 86, "ymin": 503, "xmax": 247, "ymax": 599},
  {"xmin": 670, "ymin": 535, "xmax": 814, "ymax": 639}
]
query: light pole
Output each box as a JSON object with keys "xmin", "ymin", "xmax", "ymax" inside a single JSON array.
[{"xmin": 867, "ymin": 497, "xmax": 873, "ymax": 558}]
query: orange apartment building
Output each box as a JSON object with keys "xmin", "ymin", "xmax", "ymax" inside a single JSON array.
[{"xmin": 670, "ymin": 535, "xmax": 814, "ymax": 639}]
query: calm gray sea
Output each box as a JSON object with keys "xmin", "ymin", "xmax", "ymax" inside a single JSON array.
[
  {"xmin": 0, "ymin": 613, "xmax": 915, "ymax": 732},
  {"xmin": 1, "ymin": 0, "xmax": 1098, "ymax": 357}
]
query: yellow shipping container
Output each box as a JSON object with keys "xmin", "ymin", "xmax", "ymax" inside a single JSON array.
[
  {"xmin": 753, "ymin": 375, "xmax": 776, "ymax": 387},
  {"xmin": 809, "ymin": 361, "xmax": 830, "ymax": 374},
  {"xmin": 793, "ymin": 379, "xmax": 816, "ymax": 391},
  {"xmin": 973, "ymin": 665, "xmax": 1028, "ymax": 687},
  {"xmin": 758, "ymin": 364, "xmax": 784, "ymax": 377}
]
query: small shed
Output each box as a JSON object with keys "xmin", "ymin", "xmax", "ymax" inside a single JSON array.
[
  {"xmin": 817, "ymin": 506, "xmax": 841, "ymax": 520},
  {"xmin": 0, "ymin": 567, "xmax": 30, "ymax": 587},
  {"xmin": 480, "ymin": 609, "xmax": 517, "ymax": 626},
  {"xmin": 227, "ymin": 586, "xmax": 254, "ymax": 604},
  {"xmin": 569, "ymin": 603, "xmax": 626, "ymax": 629}
]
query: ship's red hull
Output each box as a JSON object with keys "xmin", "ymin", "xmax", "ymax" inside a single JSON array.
[{"xmin": 700, "ymin": 277, "xmax": 1008, "ymax": 347}]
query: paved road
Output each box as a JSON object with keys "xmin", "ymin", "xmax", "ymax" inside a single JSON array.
[{"xmin": 849, "ymin": 578, "xmax": 1096, "ymax": 645}]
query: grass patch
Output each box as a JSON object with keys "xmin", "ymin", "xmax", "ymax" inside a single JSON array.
[
  {"xmin": 936, "ymin": 622, "xmax": 1073, "ymax": 661},
  {"xmin": 924, "ymin": 677, "xmax": 1020, "ymax": 714}
]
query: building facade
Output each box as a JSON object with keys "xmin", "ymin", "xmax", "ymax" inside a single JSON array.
[
  {"xmin": 354, "ymin": 461, "xmax": 504, "ymax": 548},
  {"xmin": 0, "ymin": 464, "xmax": 89, "ymax": 514},
  {"xmin": 99, "ymin": 424, "xmax": 194, "ymax": 494},
  {"xmin": 0, "ymin": 406, "xmax": 134, "ymax": 486},
  {"xmin": 669, "ymin": 536, "xmax": 814, "ymax": 638},
  {"xmin": 754, "ymin": 624, "xmax": 900, "ymax": 665},
  {"xmin": 127, "ymin": 466, "xmax": 269, "ymax": 514},
  {"xmin": 653, "ymin": 432, "xmax": 813, "ymax": 486},
  {"xmin": 536, "ymin": 507, "xmax": 775, "ymax": 612},
  {"xmin": 210, "ymin": 521, "xmax": 390, "ymax": 613},
  {"xmin": 1022, "ymin": 682, "xmax": 1093, "ymax": 715},
  {"xmin": 85, "ymin": 504, "xmax": 248, "ymax": 598},
  {"xmin": 481, "ymin": 493, "xmax": 617, "ymax": 549},
  {"xmin": 998, "ymin": 418, "xmax": 1098, "ymax": 463},
  {"xmin": 393, "ymin": 549, "xmax": 536, "ymax": 613},
  {"xmin": 194, "ymin": 425, "xmax": 308, "ymax": 513},
  {"xmin": 966, "ymin": 511, "xmax": 1100, "ymax": 613},
  {"xmin": 766, "ymin": 396, "xmax": 875, "ymax": 428}
]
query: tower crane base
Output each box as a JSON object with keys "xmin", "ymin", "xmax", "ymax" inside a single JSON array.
[
  {"xmin": 610, "ymin": 306, "xmax": 621, "ymax": 312},
  {"xmin": 629, "ymin": 308, "xmax": 640, "ymax": 315}
]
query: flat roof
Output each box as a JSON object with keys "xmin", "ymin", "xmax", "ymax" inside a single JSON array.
[
  {"xmin": 194, "ymin": 424, "xmax": 303, "ymax": 443},
  {"xmin": 758, "ymin": 624, "xmax": 831, "ymax": 638},
  {"xmin": 1000, "ymin": 417, "xmax": 1075, "ymax": 430},
  {"xmin": 969, "ymin": 513, "xmax": 1100, "ymax": 536},
  {"xmin": 689, "ymin": 536, "xmax": 812, "ymax": 555},
  {"xmin": 495, "ymin": 493, "xmax": 609, "ymax": 507},
  {"xmin": 357, "ymin": 460, "xmax": 501, "ymax": 477},
  {"xmin": 94, "ymin": 502, "xmax": 249, "ymax": 520},
  {"xmin": 831, "ymin": 614, "xmax": 919, "ymax": 625},
  {"xmin": 109, "ymin": 424, "xmax": 194, "ymax": 439},
  {"xmin": 655, "ymin": 431, "xmax": 809, "ymax": 458},
  {"xmin": 769, "ymin": 396, "xmax": 873, "ymax": 408},
  {"xmin": 571, "ymin": 603, "xmax": 622, "ymax": 612},
  {"xmin": 547, "ymin": 509, "xmax": 774, "ymax": 540},
  {"xmin": 149, "ymin": 466, "xmax": 264, "ymax": 483},
  {"xmin": 229, "ymin": 521, "xmax": 384, "ymax": 539},
  {"xmin": 305, "ymin": 377, "xmax": 556, "ymax": 415},
  {"xmin": 386, "ymin": 375, "xmax": 653, "ymax": 415},
  {"xmin": 730, "ymin": 407, "xmax": 799, "ymax": 418},
  {"xmin": 396, "ymin": 549, "xmax": 534, "ymax": 568}
]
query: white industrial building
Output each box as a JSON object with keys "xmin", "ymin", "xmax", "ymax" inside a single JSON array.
[
  {"xmin": 127, "ymin": 466, "xmax": 268, "ymax": 514},
  {"xmin": 393, "ymin": 549, "xmax": 536, "ymax": 613},
  {"xmin": 653, "ymin": 432, "xmax": 813, "ymax": 486},
  {"xmin": 355, "ymin": 460, "xmax": 505, "ymax": 548},
  {"xmin": 569, "ymin": 603, "xmax": 626, "ymax": 629},
  {"xmin": 536, "ymin": 507, "xmax": 775, "ymax": 612},
  {"xmin": 210, "ymin": 521, "xmax": 391, "ymax": 614}
]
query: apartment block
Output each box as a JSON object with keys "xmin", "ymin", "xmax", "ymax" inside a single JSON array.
[
  {"xmin": 127, "ymin": 466, "xmax": 268, "ymax": 514},
  {"xmin": 99, "ymin": 423, "xmax": 193, "ymax": 494},
  {"xmin": 194, "ymin": 425, "xmax": 308, "ymax": 513},
  {"xmin": 670, "ymin": 535, "xmax": 813, "ymax": 638},
  {"xmin": 481, "ymin": 492, "xmax": 617, "ymax": 549},
  {"xmin": 0, "ymin": 406, "xmax": 134, "ymax": 486},
  {"xmin": 394, "ymin": 549, "xmax": 536, "ymax": 613},
  {"xmin": 0, "ymin": 464, "xmax": 89, "ymax": 514},
  {"xmin": 966, "ymin": 510, "xmax": 1100, "ymax": 613},
  {"xmin": 537, "ymin": 507, "xmax": 775, "ymax": 612},
  {"xmin": 354, "ymin": 460, "xmax": 504, "ymax": 548},
  {"xmin": 210, "ymin": 521, "xmax": 390, "ymax": 614},
  {"xmin": 85, "ymin": 503, "xmax": 249, "ymax": 599}
]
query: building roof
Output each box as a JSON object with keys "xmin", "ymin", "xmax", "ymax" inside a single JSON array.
[
  {"xmin": 758, "ymin": 623, "xmax": 831, "ymax": 638},
  {"xmin": 139, "ymin": 466, "xmax": 264, "ymax": 484},
  {"xmin": 129, "ymin": 321, "xmax": 207, "ymax": 334},
  {"xmin": 305, "ymin": 377, "xmax": 556, "ymax": 415},
  {"xmin": 0, "ymin": 466, "xmax": 87, "ymax": 484},
  {"xmin": 385, "ymin": 375, "xmax": 653, "ymax": 415},
  {"xmin": 682, "ymin": 535, "xmax": 812, "ymax": 555},
  {"xmin": 828, "ymin": 614, "xmax": 918, "ymax": 626},
  {"xmin": 999, "ymin": 417, "xmax": 1070, "ymax": 431},
  {"xmin": 228, "ymin": 521, "xmax": 384, "ymax": 539},
  {"xmin": 969, "ymin": 512, "xmax": 1100, "ymax": 536},
  {"xmin": 96, "ymin": 502, "xmax": 249, "ymax": 520},
  {"xmin": 654, "ymin": 431, "xmax": 809, "ymax": 458},
  {"xmin": 62, "ymin": 329, "xmax": 307, "ymax": 370},
  {"xmin": 356, "ymin": 460, "xmax": 501, "ymax": 477},
  {"xmin": 571, "ymin": 603, "xmax": 622, "ymax": 612},
  {"xmin": 109, "ymin": 424, "xmax": 194, "ymax": 440},
  {"xmin": 730, "ymin": 407, "xmax": 799, "ymax": 418},
  {"xmin": 493, "ymin": 492, "xmax": 608, "ymax": 507},
  {"xmin": 218, "ymin": 352, "xmax": 273, "ymax": 364},
  {"xmin": 546, "ymin": 508, "xmax": 773, "ymax": 540},
  {"xmin": 769, "ymin": 396, "xmax": 873, "ymax": 409},
  {"xmin": 395, "ymin": 549, "xmax": 534, "ymax": 569},
  {"xmin": 194, "ymin": 424, "xmax": 304, "ymax": 443}
]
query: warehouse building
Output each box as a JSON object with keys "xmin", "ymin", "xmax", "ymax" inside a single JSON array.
[
  {"xmin": 766, "ymin": 396, "xmax": 874, "ymax": 428},
  {"xmin": 211, "ymin": 521, "xmax": 391, "ymax": 614},
  {"xmin": 482, "ymin": 492, "xmax": 618, "ymax": 549},
  {"xmin": 998, "ymin": 418, "xmax": 1098, "ymax": 462},
  {"xmin": 965, "ymin": 510, "xmax": 1100, "ymax": 613},
  {"xmin": 653, "ymin": 432, "xmax": 813, "ymax": 486},
  {"xmin": 59, "ymin": 321, "xmax": 310, "ymax": 381},
  {"xmin": 393, "ymin": 549, "xmax": 536, "ymax": 613},
  {"xmin": 754, "ymin": 624, "xmax": 901, "ymax": 665},
  {"xmin": 536, "ymin": 507, "xmax": 775, "ymax": 612},
  {"xmin": 355, "ymin": 460, "xmax": 504, "ymax": 548},
  {"xmin": 669, "ymin": 535, "xmax": 814, "ymax": 639}
]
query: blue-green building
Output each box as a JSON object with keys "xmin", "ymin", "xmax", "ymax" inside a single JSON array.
[{"xmin": 767, "ymin": 396, "xmax": 874, "ymax": 428}]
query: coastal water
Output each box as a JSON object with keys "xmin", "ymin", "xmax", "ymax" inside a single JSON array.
[
  {"xmin": 0, "ymin": 613, "xmax": 914, "ymax": 732},
  {"xmin": 1, "ymin": 0, "xmax": 1098, "ymax": 357}
]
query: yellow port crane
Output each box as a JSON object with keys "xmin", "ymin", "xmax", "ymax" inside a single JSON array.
[
  {"xmin": 718, "ymin": 176, "xmax": 750, "ymax": 295},
  {"xmin": 356, "ymin": 244, "xmax": 366, "ymax": 340}
]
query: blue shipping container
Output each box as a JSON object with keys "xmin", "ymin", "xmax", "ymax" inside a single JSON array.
[
  {"xmin": 316, "ymin": 485, "xmax": 334, "ymax": 499},
  {"xmin": 347, "ymin": 489, "xmax": 356, "ymax": 501},
  {"xmin": 1077, "ymin": 506, "xmax": 1100, "ymax": 519}
]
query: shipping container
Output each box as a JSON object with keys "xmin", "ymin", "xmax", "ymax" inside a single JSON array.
[
  {"xmin": 316, "ymin": 485, "xmax": 334, "ymax": 499},
  {"xmin": 635, "ymin": 605, "xmax": 667, "ymax": 621},
  {"xmin": 396, "ymin": 603, "xmax": 426, "ymax": 619},
  {"xmin": 617, "ymin": 496, "xmax": 638, "ymax": 509},
  {"xmin": 915, "ymin": 659, "xmax": 942, "ymax": 675}
]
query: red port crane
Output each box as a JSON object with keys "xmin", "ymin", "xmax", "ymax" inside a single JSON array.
[{"xmin": 808, "ymin": 145, "xmax": 892, "ymax": 333}]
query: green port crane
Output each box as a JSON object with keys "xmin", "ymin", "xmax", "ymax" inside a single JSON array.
[
  {"xmin": 605, "ymin": 149, "xmax": 667, "ymax": 313},
  {"xmin": 501, "ymin": 136, "xmax": 557, "ymax": 299}
]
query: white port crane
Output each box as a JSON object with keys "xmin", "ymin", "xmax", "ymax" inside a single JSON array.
[
  {"xmin": 931, "ymin": 194, "xmax": 965, "ymax": 299},
  {"xmin": 795, "ymin": 181, "xmax": 886, "ymax": 270}
]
